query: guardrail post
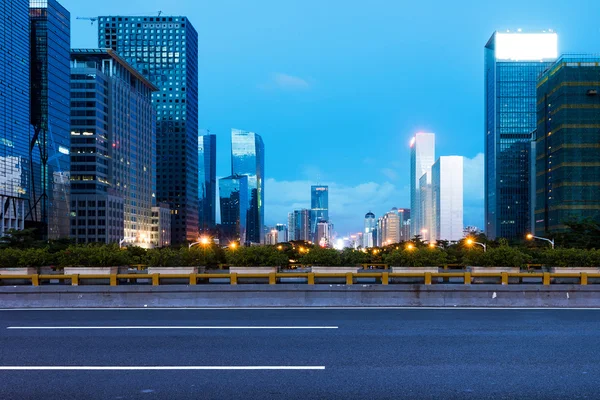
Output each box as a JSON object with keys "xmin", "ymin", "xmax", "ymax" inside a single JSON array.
[
  {"xmin": 31, "ymin": 274, "xmax": 39, "ymax": 286},
  {"xmin": 346, "ymin": 272, "xmax": 353, "ymax": 285},
  {"xmin": 501, "ymin": 272, "xmax": 509, "ymax": 285},
  {"xmin": 424, "ymin": 272, "xmax": 432, "ymax": 285},
  {"xmin": 581, "ymin": 272, "xmax": 588, "ymax": 286},
  {"xmin": 381, "ymin": 272, "xmax": 389, "ymax": 285},
  {"xmin": 189, "ymin": 273, "xmax": 197, "ymax": 285},
  {"xmin": 230, "ymin": 273, "xmax": 237, "ymax": 285},
  {"xmin": 152, "ymin": 273, "xmax": 159, "ymax": 286},
  {"xmin": 543, "ymin": 272, "xmax": 551, "ymax": 286},
  {"xmin": 110, "ymin": 273, "xmax": 117, "ymax": 286},
  {"xmin": 308, "ymin": 272, "xmax": 315, "ymax": 285},
  {"xmin": 269, "ymin": 272, "xmax": 276, "ymax": 285},
  {"xmin": 71, "ymin": 274, "xmax": 79, "ymax": 286},
  {"xmin": 464, "ymin": 272, "xmax": 471, "ymax": 285}
]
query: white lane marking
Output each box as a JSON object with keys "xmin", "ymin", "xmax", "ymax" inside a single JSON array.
[
  {"xmin": 0, "ymin": 307, "xmax": 598, "ymax": 311},
  {"xmin": 6, "ymin": 326, "xmax": 338, "ymax": 330},
  {"xmin": 0, "ymin": 366, "xmax": 325, "ymax": 371}
]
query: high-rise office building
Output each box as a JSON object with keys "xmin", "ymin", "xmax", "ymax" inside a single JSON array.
[
  {"xmin": 316, "ymin": 219, "xmax": 330, "ymax": 247},
  {"xmin": 231, "ymin": 129, "xmax": 264, "ymax": 244},
  {"xmin": 380, "ymin": 208, "xmax": 401, "ymax": 245},
  {"xmin": 98, "ymin": 15, "xmax": 199, "ymax": 244},
  {"xmin": 198, "ymin": 133, "xmax": 216, "ymax": 234},
  {"xmin": 0, "ymin": 0, "xmax": 30, "ymax": 236},
  {"xmin": 363, "ymin": 211, "xmax": 376, "ymax": 248},
  {"xmin": 29, "ymin": 0, "xmax": 71, "ymax": 239},
  {"xmin": 398, "ymin": 208, "xmax": 411, "ymax": 241},
  {"xmin": 275, "ymin": 223, "xmax": 287, "ymax": 243},
  {"xmin": 484, "ymin": 30, "xmax": 557, "ymax": 240},
  {"xmin": 410, "ymin": 133, "xmax": 435, "ymax": 238},
  {"xmin": 535, "ymin": 55, "xmax": 600, "ymax": 235},
  {"xmin": 151, "ymin": 202, "xmax": 171, "ymax": 247},
  {"xmin": 310, "ymin": 185, "xmax": 329, "ymax": 241},
  {"xmin": 69, "ymin": 49, "xmax": 158, "ymax": 245},
  {"xmin": 288, "ymin": 209, "xmax": 310, "ymax": 242},
  {"xmin": 219, "ymin": 174, "xmax": 248, "ymax": 244},
  {"xmin": 432, "ymin": 156, "xmax": 464, "ymax": 242},
  {"xmin": 419, "ymin": 173, "xmax": 433, "ymax": 243}
]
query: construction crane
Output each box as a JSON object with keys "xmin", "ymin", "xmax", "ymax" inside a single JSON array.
[{"xmin": 76, "ymin": 11, "xmax": 163, "ymax": 26}]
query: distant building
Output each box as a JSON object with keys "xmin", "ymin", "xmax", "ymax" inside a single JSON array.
[
  {"xmin": 152, "ymin": 203, "xmax": 171, "ymax": 247},
  {"xmin": 0, "ymin": 0, "xmax": 29, "ymax": 236},
  {"xmin": 30, "ymin": 0, "xmax": 71, "ymax": 239},
  {"xmin": 410, "ymin": 133, "xmax": 435, "ymax": 238},
  {"xmin": 310, "ymin": 185, "xmax": 328, "ymax": 242},
  {"xmin": 99, "ymin": 15, "xmax": 200, "ymax": 244},
  {"xmin": 363, "ymin": 211, "xmax": 376, "ymax": 248},
  {"xmin": 419, "ymin": 173, "xmax": 433, "ymax": 243},
  {"xmin": 265, "ymin": 224, "xmax": 287, "ymax": 245},
  {"xmin": 316, "ymin": 219, "xmax": 330, "ymax": 247},
  {"xmin": 275, "ymin": 224, "xmax": 288, "ymax": 243},
  {"xmin": 380, "ymin": 208, "xmax": 401, "ymax": 245},
  {"xmin": 231, "ymin": 129, "xmax": 264, "ymax": 244},
  {"xmin": 198, "ymin": 133, "xmax": 216, "ymax": 234},
  {"xmin": 484, "ymin": 30, "xmax": 557, "ymax": 240},
  {"xmin": 70, "ymin": 49, "xmax": 158, "ymax": 245},
  {"xmin": 288, "ymin": 209, "xmax": 311, "ymax": 242},
  {"xmin": 432, "ymin": 156, "xmax": 464, "ymax": 242},
  {"xmin": 398, "ymin": 208, "xmax": 411, "ymax": 241},
  {"xmin": 219, "ymin": 174, "xmax": 248, "ymax": 244},
  {"xmin": 535, "ymin": 55, "xmax": 600, "ymax": 234}
]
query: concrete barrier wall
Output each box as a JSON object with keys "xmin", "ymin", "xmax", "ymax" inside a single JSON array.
[{"xmin": 0, "ymin": 285, "xmax": 598, "ymax": 308}]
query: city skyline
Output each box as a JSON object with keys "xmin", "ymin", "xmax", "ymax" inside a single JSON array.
[{"xmin": 21, "ymin": 0, "xmax": 600, "ymax": 235}]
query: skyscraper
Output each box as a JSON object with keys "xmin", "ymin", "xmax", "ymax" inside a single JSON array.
[
  {"xmin": 380, "ymin": 208, "xmax": 401, "ymax": 245},
  {"xmin": 432, "ymin": 156, "xmax": 464, "ymax": 242},
  {"xmin": 198, "ymin": 133, "xmax": 216, "ymax": 234},
  {"xmin": 231, "ymin": 129, "xmax": 264, "ymax": 244},
  {"xmin": 29, "ymin": 0, "xmax": 71, "ymax": 239},
  {"xmin": 310, "ymin": 185, "xmax": 329, "ymax": 241},
  {"xmin": 363, "ymin": 211, "xmax": 376, "ymax": 248},
  {"xmin": 535, "ymin": 55, "xmax": 600, "ymax": 235},
  {"xmin": 410, "ymin": 133, "xmax": 435, "ymax": 238},
  {"xmin": 0, "ymin": 0, "xmax": 30, "ymax": 236},
  {"xmin": 484, "ymin": 30, "xmax": 557, "ymax": 240},
  {"xmin": 288, "ymin": 209, "xmax": 310, "ymax": 242},
  {"xmin": 69, "ymin": 49, "xmax": 157, "ymax": 245},
  {"xmin": 419, "ymin": 173, "xmax": 433, "ymax": 243},
  {"xmin": 98, "ymin": 15, "xmax": 199, "ymax": 244},
  {"xmin": 398, "ymin": 208, "xmax": 411, "ymax": 242},
  {"xmin": 219, "ymin": 174, "xmax": 248, "ymax": 244}
]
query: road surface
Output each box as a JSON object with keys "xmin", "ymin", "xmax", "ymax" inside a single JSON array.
[{"xmin": 0, "ymin": 308, "xmax": 598, "ymax": 399}]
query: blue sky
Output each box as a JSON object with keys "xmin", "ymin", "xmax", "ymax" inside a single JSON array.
[{"xmin": 63, "ymin": 0, "xmax": 600, "ymax": 235}]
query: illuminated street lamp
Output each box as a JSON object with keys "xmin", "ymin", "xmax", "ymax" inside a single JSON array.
[
  {"xmin": 406, "ymin": 243, "xmax": 415, "ymax": 251},
  {"xmin": 229, "ymin": 242, "xmax": 238, "ymax": 250},
  {"xmin": 189, "ymin": 236, "xmax": 210, "ymax": 249},
  {"xmin": 466, "ymin": 238, "xmax": 487, "ymax": 252},
  {"xmin": 526, "ymin": 233, "xmax": 555, "ymax": 249},
  {"xmin": 428, "ymin": 242, "xmax": 443, "ymax": 249}
]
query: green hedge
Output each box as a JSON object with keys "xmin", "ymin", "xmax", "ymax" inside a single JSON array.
[{"xmin": 383, "ymin": 249, "xmax": 448, "ymax": 267}]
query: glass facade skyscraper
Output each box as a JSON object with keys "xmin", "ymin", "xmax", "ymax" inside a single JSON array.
[
  {"xmin": 431, "ymin": 156, "xmax": 464, "ymax": 242},
  {"xmin": 0, "ymin": 0, "xmax": 30, "ymax": 236},
  {"xmin": 410, "ymin": 133, "xmax": 435, "ymax": 238},
  {"xmin": 363, "ymin": 211, "xmax": 376, "ymax": 248},
  {"xmin": 219, "ymin": 174, "xmax": 248, "ymax": 244},
  {"xmin": 198, "ymin": 133, "xmax": 216, "ymax": 234},
  {"xmin": 231, "ymin": 129, "xmax": 264, "ymax": 244},
  {"xmin": 98, "ymin": 15, "xmax": 199, "ymax": 244},
  {"xmin": 484, "ymin": 31, "xmax": 557, "ymax": 240},
  {"xmin": 70, "ymin": 49, "xmax": 157, "ymax": 245},
  {"xmin": 535, "ymin": 55, "xmax": 600, "ymax": 234},
  {"xmin": 310, "ymin": 185, "xmax": 328, "ymax": 242},
  {"xmin": 29, "ymin": 0, "xmax": 71, "ymax": 239}
]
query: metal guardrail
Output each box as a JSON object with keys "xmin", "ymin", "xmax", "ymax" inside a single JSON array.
[{"xmin": 0, "ymin": 272, "xmax": 599, "ymax": 286}]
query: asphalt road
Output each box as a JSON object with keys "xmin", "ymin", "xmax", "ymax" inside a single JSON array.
[{"xmin": 0, "ymin": 308, "xmax": 599, "ymax": 400}]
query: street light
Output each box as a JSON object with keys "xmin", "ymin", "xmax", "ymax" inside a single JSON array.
[
  {"xmin": 406, "ymin": 243, "xmax": 415, "ymax": 251},
  {"xmin": 229, "ymin": 242, "xmax": 238, "ymax": 250},
  {"xmin": 189, "ymin": 236, "xmax": 209, "ymax": 249},
  {"xmin": 119, "ymin": 236, "xmax": 136, "ymax": 249},
  {"xmin": 526, "ymin": 234, "xmax": 555, "ymax": 249},
  {"xmin": 428, "ymin": 242, "xmax": 443, "ymax": 249},
  {"xmin": 466, "ymin": 238, "xmax": 487, "ymax": 252}
]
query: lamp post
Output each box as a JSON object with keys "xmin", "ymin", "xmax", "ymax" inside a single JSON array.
[
  {"xmin": 189, "ymin": 236, "xmax": 210, "ymax": 249},
  {"xmin": 406, "ymin": 243, "xmax": 415, "ymax": 251},
  {"xmin": 526, "ymin": 234, "xmax": 555, "ymax": 249},
  {"xmin": 428, "ymin": 242, "xmax": 443, "ymax": 249},
  {"xmin": 466, "ymin": 238, "xmax": 487, "ymax": 252},
  {"xmin": 119, "ymin": 236, "xmax": 136, "ymax": 249}
]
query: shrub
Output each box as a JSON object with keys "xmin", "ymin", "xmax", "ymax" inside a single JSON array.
[
  {"xmin": 384, "ymin": 248, "xmax": 447, "ymax": 267},
  {"xmin": 464, "ymin": 246, "xmax": 531, "ymax": 268},
  {"xmin": 226, "ymin": 246, "xmax": 289, "ymax": 267},
  {"xmin": 298, "ymin": 248, "xmax": 342, "ymax": 266},
  {"xmin": 0, "ymin": 248, "xmax": 22, "ymax": 268},
  {"xmin": 146, "ymin": 248, "xmax": 182, "ymax": 267},
  {"xmin": 18, "ymin": 248, "xmax": 53, "ymax": 268},
  {"xmin": 58, "ymin": 244, "xmax": 131, "ymax": 267},
  {"xmin": 537, "ymin": 248, "xmax": 597, "ymax": 268},
  {"xmin": 340, "ymin": 248, "xmax": 370, "ymax": 266}
]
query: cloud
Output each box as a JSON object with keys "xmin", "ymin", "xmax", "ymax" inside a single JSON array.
[
  {"xmin": 258, "ymin": 73, "xmax": 311, "ymax": 91},
  {"xmin": 264, "ymin": 178, "xmax": 409, "ymax": 235},
  {"xmin": 381, "ymin": 168, "xmax": 398, "ymax": 181}
]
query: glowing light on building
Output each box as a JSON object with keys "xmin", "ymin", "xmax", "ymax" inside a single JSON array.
[{"xmin": 495, "ymin": 32, "xmax": 558, "ymax": 61}]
